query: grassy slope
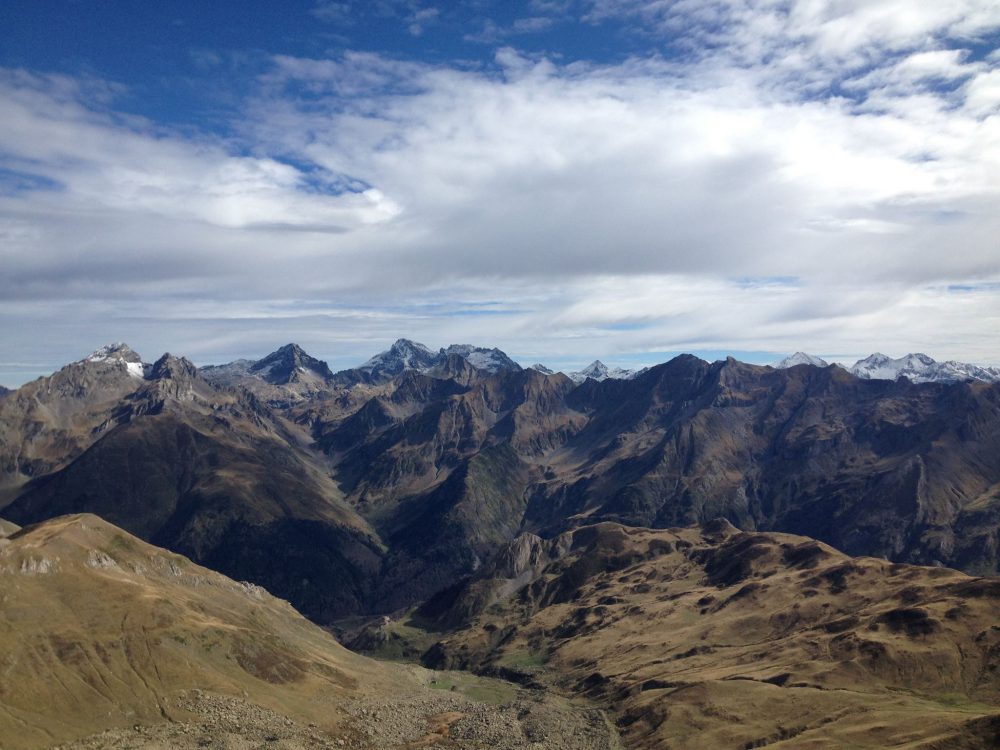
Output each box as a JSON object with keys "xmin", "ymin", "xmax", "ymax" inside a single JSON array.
[
  {"xmin": 426, "ymin": 522, "xmax": 1000, "ymax": 749},
  {"xmin": 0, "ymin": 514, "xmax": 402, "ymax": 749}
]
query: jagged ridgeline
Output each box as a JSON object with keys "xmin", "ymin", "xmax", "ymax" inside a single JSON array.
[{"xmin": 3, "ymin": 340, "xmax": 1000, "ymax": 624}]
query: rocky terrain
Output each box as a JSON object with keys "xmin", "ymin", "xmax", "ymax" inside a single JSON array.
[
  {"xmin": 55, "ymin": 689, "xmax": 618, "ymax": 750},
  {"xmin": 420, "ymin": 521, "xmax": 1000, "ymax": 749}
]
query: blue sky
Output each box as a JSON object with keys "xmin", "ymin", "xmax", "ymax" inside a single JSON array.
[{"xmin": 2, "ymin": 1, "xmax": 1000, "ymax": 385}]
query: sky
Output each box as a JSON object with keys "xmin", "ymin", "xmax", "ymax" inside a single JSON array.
[{"xmin": 2, "ymin": 0, "xmax": 1000, "ymax": 386}]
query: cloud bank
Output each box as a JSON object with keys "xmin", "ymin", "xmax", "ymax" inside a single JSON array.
[{"xmin": 1, "ymin": 1, "xmax": 999, "ymax": 384}]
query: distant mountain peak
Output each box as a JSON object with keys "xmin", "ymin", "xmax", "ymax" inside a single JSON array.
[
  {"xmin": 392, "ymin": 337, "xmax": 431, "ymax": 351},
  {"xmin": 360, "ymin": 339, "xmax": 439, "ymax": 378},
  {"xmin": 565, "ymin": 359, "xmax": 642, "ymax": 383},
  {"xmin": 440, "ymin": 344, "xmax": 522, "ymax": 374},
  {"xmin": 581, "ymin": 360, "xmax": 608, "ymax": 375},
  {"xmin": 529, "ymin": 363, "xmax": 554, "ymax": 375},
  {"xmin": 86, "ymin": 342, "xmax": 143, "ymax": 364},
  {"xmin": 849, "ymin": 352, "xmax": 1000, "ymax": 384},
  {"xmin": 148, "ymin": 353, "xmax": 198, "ymax": 382},
  {"xmin": 82, "ymin": 342, "xmax": 147, "ymax": 379},
  {"xmin": 249, "ymin": 343, "xmax": 334, "ymax": 384},
  {"xmin": 774, "ymin": 352, "xmax": 830, "ymax": 369},
  {"xmin": 355, "ymin": 339, "xmax": 521, "ymax": 381}
]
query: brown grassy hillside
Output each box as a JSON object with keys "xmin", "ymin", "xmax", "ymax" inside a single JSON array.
[
  {"xmin": 0, "ymin": 514, "xmax": 396, "ymax": 748},
  {"xmin": 424, "ymin": 521, "xmax": 1000, "ymax": 749}
]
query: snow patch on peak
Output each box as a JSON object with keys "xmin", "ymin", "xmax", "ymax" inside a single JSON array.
[
  {"xmin": 362, "ymin": 339, "xmax": 438, "ymax": 374},
  {"xmin": 566, "ymin": 360, "xmax": 641, "ymax": 383},
  {"xmin": 82, "ymin": 343, "xmax": 148, "ymax": 379},
  {"xmin": 774, "ymin": 352, "xmax": 830, "ymax": 369},
  {"xmin": 358, "ymin": 339, "xmax": 521, "ymax": 379},
  {"xmin": 580, "ymin": 360, "xmax": 610, "ymax": 379},
  {"xmin": 441, "ymin": 345, "xmax": 521, "ymax": 374},
  {"xmin": 849, "ymin": 353, "xmax": 1000, "ymax": 384},
  {"xmin": 392, "ymin": 338, "xmax": 433, "ymax": 353},
  {"xmin": 86, "ymin": 342, "xmax": 142, "ymax": 364}
]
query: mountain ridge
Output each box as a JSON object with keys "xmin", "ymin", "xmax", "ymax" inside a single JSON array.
[
  {"xmin": 774, "ymin": 350, "xmax": 1000, "ymax": 383},
  {"xmin": 5, "ymin": 341, "xmax": 1000, "ymax": 623}
]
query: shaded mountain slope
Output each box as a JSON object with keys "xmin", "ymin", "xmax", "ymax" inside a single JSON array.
[
  {"xmin": 4, "ymin": 354, "xmax": 383, "ymax": 622},
  {"xmin": 529, "ymin": 357, "xmax": 1000, "ymax": 571},
  {"xmin": 321, "ymin": 354, "xmax": 1000, "ymax": 607},
  {"xmin": 423, "ymin": 521, "xmax": 1000, "ymax": 749},
  {"xmin": 319, "ymin": 366, "xmax": 584, "ymax": 610},
  {"xmin": 0, "ymin": 347, "xmax": 151, "ymax": 504}
]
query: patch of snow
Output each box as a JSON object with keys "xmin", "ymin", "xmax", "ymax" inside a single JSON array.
[
  {"xmin": 774, "ymin": 352, "xmax": 830, "ymax": 368},
  {"xmin": 565, "ymin": 360, "xmax": 640, "ymax": 383},
  {"xmin": 362, "ymin": 339, "xmax": 435, "ymax": 371},
  {"xmin": 443, "ymin": 345, "xmax": 521, "ymax": 374},
  {"xmin": 82, "ymin": 342, "xmax": 148, "ymax": 378},
  {"xmin": 849, "ymin": 353, "xmax": 1000, "ymax": 384},
  {"xmin": 357, "ymin": 339, "xmax": 521, "ymax": 378}
]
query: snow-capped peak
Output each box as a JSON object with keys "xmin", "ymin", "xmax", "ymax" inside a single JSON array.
[
  {"xmin": 565, "ymin": 360, "xmax": 641, "ymax": 383},
  {"xmin": 849, "ymin": 353, "xmax": 1000, "ymax": 384},
  {"xmin": 580, "ymin": 360, "xmax": 610, "ymax": 379},
  {"xmin": 361, "ymin": 339, "xmax": 439, "ymax": 376},
  {"xmin": 774, "ymin": 352, "xmax": 830, "ymax": 369},
  {"xmin": 82, "ymin": 343, "xmax": 148, "ymax": 378},
  {"xmin": 441, "ymin": 344, "xmax": 521, "ymax": 374},
  {"xmin": 356, "ymin": 339, "xmax": 522, "ymax": 380},
  {"xmin": 86, "ymin": 342, "xmax": 142, "ymax": 364}
]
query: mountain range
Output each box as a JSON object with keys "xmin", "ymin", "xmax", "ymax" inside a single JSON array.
[
  {"xmin": 4, "ymin": 340, "xmax": 1000, "ymax": 621},
  {"xmin": 197, "ymin": 339, "xmax": 1000, "ymax": 390},
  {"xmin": 775, "ymin": 350, "xmax": 1000, "ymax": 384},
  {"xmin": 3, "ymin": 339, "xmax": 1000, "ymax": 748}
]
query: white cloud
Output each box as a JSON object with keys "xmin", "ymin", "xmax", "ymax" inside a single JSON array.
[
  {"xmin": 586, "ymin": 1, "xmax": 1000, "ymax": 64},
  {"xmin": 1, "ymin": 1, "xmax": 1000, "ymax": 383}
]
